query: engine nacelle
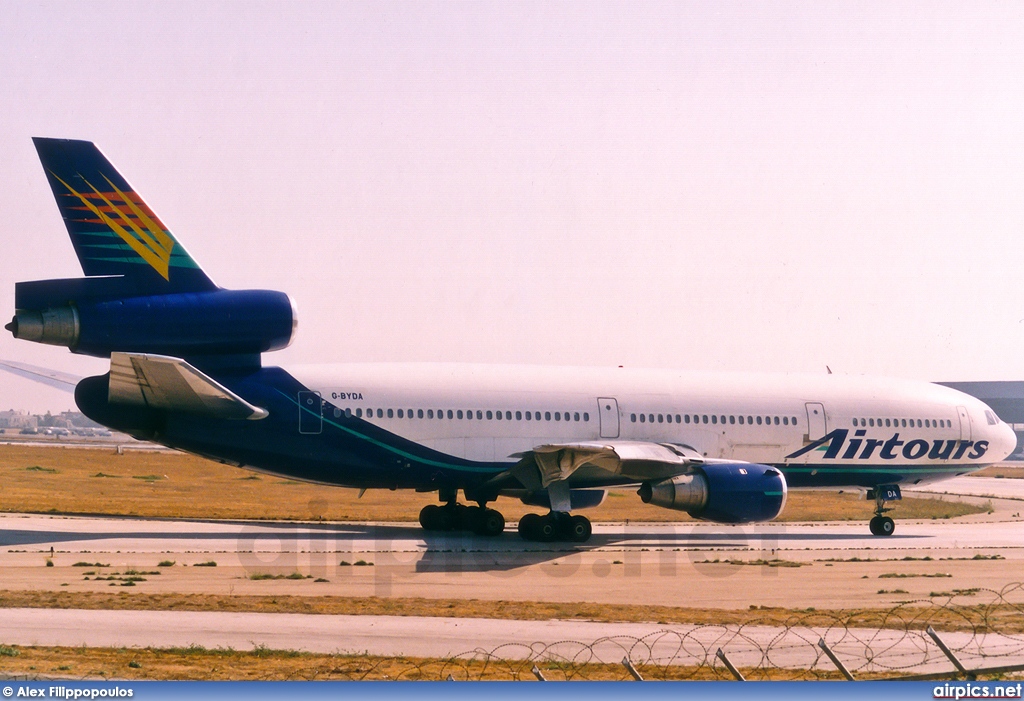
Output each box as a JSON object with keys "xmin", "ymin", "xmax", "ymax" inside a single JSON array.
[
  {"xmin": 7, "ymin": 289, "xmax": 296, "ymax": 358},
  {"xmin": 638, "ymin": 463, "xmax": 788, "ymax": 523}
]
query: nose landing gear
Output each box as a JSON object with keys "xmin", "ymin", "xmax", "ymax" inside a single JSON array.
[{"xmin": 868, "ymin": 485, "xmax": 901, "ymax": 536}]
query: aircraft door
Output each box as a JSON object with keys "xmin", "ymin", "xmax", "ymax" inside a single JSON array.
[
  {"xmin": 598, "ymin": 397, "xmax": 619, "ymax": 439},
  {"xmin": 957, "ymin": 406, "xmax": 972, "ymax": 442},
  {"xmin": 298, "ymin": 391, "xmax": 323, "ymax": 434},
  {"xmin": 805, "ymin": 402, "xmax": 827, "ymax": 440}
]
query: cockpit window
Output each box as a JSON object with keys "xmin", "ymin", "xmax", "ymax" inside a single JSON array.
[{"xmin": 985, "ymin": 410, "xmax": 1000, "ymax": 425}]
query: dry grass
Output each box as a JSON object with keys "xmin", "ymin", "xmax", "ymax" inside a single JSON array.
[
  {"xmin": 0, "ymin": 445, "xmax": 985, "ymax": 523},
  {"xmin": 0, "ymin": 589, "xmax": 1020, "ymax": 634},
  {"xmin": 974, "ymin": 464, "xmax": 1024, "ymax": 479}
]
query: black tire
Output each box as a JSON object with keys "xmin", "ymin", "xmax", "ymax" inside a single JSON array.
[
  {"xmin": 879, "ymin": 516, "xmax": 895, "ymax": 536},
  {"xmin": 568, "ymin": 515, "xmax": 592, "ymax": 543},
  {"xmin": 537, "ymin": 514, "xmax": 558, "ymax": 542},
  {"xmin": 419, "ymin": 504, "xmax": 442, "ymax": 531},
  {"xmin": 475, "ymin": 508, "xmax": 505, "ymax": 536},
  {"xmin": 518, "ymin": 513, "xmax": 541, "ymax": 540},
  {"xmin": 869, "ymin": 516, "xmax": 881, "ymax": 536}
]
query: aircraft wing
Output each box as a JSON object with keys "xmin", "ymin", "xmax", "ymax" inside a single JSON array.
[
  {"xmin": 510, "ymin": 440, "xmax": 706, "ymax": 489},
  {"xmin": 0, "ymin": 359, "xmax": 82, "ymax": 393},
  {"xmin": 108, "ymin": 352, "xmax": 268, "ymax": 420}
]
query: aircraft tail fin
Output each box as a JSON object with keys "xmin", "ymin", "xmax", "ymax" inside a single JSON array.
[{"xmin": 32, "ymin": 138, "xmax": 216, "ymax": 293}]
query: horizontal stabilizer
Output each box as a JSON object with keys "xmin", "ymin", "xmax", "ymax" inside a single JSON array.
[
  {"xmin": 108, "ymin": 352, "xmax": 267, "ymax": 420},
  {"xmin": 0, "ymin": 359, "xmax": 82, "ymax": 393}
]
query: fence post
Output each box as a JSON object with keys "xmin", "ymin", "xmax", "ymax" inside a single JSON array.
[
  {"xmin": 622, "ymin": 657, "xmax": 644, "ymax": 681},
  {"xmin": 716, "ymin": 648, "xmax": 745, "ymax": 681},
  {"xmin": 818, "ymin": 638, "xmax": 855, "ymax": 681},
  {"xmin": 927, "ymin": 626, "xmax": 973, "ymax": 679},
  {"xmin": 531, "ymin": 665, "xmax": 547, "ymax": 681}
]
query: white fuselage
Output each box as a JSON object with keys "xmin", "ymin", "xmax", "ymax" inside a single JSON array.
[{"xmin": 290, "ymin": 363, "xmax": 1016, "ymax": 486}]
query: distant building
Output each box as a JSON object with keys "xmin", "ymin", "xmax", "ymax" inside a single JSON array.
[{"xmin": 0, "ymin": 410, "xmax": 38, "ymax": 429}]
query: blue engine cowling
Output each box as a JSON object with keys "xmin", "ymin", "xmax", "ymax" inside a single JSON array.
[
  {"xmin": 638, "ymin": 463, "xmax": 788, "ymax": 523},
  {"xmin": 8, "ymin": 288, "xmax": 296, "ymax": 358}
]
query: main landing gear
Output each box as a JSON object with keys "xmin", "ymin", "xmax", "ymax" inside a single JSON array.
[
  {"xmin": 518, "ymin": 512, "xmax": 592, "ymax": 543},
  {"xmin": 419, "ymin": 502, "xmax": 506, "ymax": 537},
  {"xmin": 869, "ymin": 487, "xmax": 896, "ymax": 536}
]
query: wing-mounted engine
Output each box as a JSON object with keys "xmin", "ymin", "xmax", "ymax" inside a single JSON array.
[{"xmin": 639, "ymin": 463, "xmax": 788, "ymax": 523}]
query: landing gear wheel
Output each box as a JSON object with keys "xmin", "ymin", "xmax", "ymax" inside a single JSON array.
[
  {"xmin": 419, "ymin": 504, "xmax": 443, "ymax": 531},
  {"xmin": 878, "ymin": 516, "xmax": 895, "ymax": 536},
  {"xmin": 518, "ymin": 513, "xmax": 541, "ymax": 539},
  {"xmin": 568, "ymin": 515, "xmax": 592, "ymax": 542},
  {"xmin": 536, "ymin": 513, "xmax": 559, "ymax": 542},
  {"xmin": 869, "ymin": 515, "xmax": 882, "ymax": 536},
  {"xmin": 473, "ymin": 508, "xmax": 505, "ymax": 536}
]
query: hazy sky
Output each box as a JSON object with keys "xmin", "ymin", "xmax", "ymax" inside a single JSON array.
[{"xmin": 2, "ymin": 2, "xmax": 1024, "ymax": 413}]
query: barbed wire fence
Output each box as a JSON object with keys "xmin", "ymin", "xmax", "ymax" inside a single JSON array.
[
  {"xmin": 4, "ymin": 583, "xmax": 1024, "ymax": 681},
  {"xmin": 328, "ymin": 582, "xmax": 1024, "ymax": 681}
]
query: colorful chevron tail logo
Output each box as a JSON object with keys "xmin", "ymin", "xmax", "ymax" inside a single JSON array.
[{"xmin": 50, "ymin": 170, "xmax": 175, "ymax": 280}]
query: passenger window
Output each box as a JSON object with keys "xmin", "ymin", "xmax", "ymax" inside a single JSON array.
[
  {"xmin": 574, "ymin": 412, "xmax": 580, "ymax": 421},
  {"xmin": 756, "ymin": 416, "xmax": 762, "ymax": 425},
  {"xmin": 684, "ymin": 415, "xmax": 691, "ymax": 424},
  {"xmin": 555, "ymin": 412, "xmax": 561, "ymax": 421},
  {"xmin": 545, "ymin": 412, "xmax": 551, "ymax": 421},
  {"xmin": 583, "ymin": 412, "xmax": 589, "ymax": 421},
  {"xmin": 666, "ymin": 414, "xmax": 672, "ymax": 424},
  {"xmin": 675, "ymin": 414, "xmax": 681, "ymax": 423},
  {"xmin": 457, "ymin": 410, "xmax": 463, "ymax": 419},
  {"xmin": 730, "ymin": 416, "xmax": 735, "ymax": 425},
  {"xmin": 773, "ymin": 416, "xmax": 779, "ymax": 425},
  {"xmin": 792, "ymin": 417, "xmax": 797, "ymax": 425},
  {"xmin": 711, "ymin": 415, "xmax": 718, "ymax": 425},
  {"xmin": 783, "ymin": 416, "xmax": 788, "ymax": 426},
  {"xmin": 398, "ymin": 409, "xmax": 404, "ymax": 419},
  {"xmin": 486, "ymin": 410, "xmax": 493, "ymax": 420},
  {"xmin": 702, "ymin": 415, "xmax": 709, "ymax": 424},
  {"xmin": 640, "ymin": 414, "xmax": 646, "ymax": 423},
  {"xmin": 739, "ymin": 416, "xmax": 745, "ymax": 425},
  {"xmin": 525, "ymin": 411, "xmax": 532, "ymax": 421},
  {"xmin": 386, "ymin": 409, "xmax": 393, "ymax": 418},
  {"xmin": 356, "ymin": 408, "xmax": 362, "ymax": 418},
  {"xmin": 747, "ymin": 416, "xmax": 753, "ymax": 424},
  {"xmin": 515, "ymin": 411, "xmax": 522, "ymax": 420},
  {"xmin": 658, "ymin": 414, "xmax": 663, "ymax": 423}
]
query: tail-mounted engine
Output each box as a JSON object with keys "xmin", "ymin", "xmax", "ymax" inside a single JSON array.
[{"xmin": 7, "ymin": 278, "xmax": 296, "ymax": 358}]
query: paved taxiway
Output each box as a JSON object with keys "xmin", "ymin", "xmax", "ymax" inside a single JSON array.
[
  {"xmin": 2, "ymin": 474, "xmax": 1024, "ymax": 666},
  {"xmin": 4, "ymin": 607, "xmax": 1024, "ymax": 675}
]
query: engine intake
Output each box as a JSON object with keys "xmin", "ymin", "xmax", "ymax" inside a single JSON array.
[{"xmin": 639, "ymin": 463, "xmax": 788, "ymax": 523}]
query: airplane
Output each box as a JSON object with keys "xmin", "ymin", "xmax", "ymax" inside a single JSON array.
[{"xmin": 5, "ymin": 138, "xmax": 1017, "ymax": 542}]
